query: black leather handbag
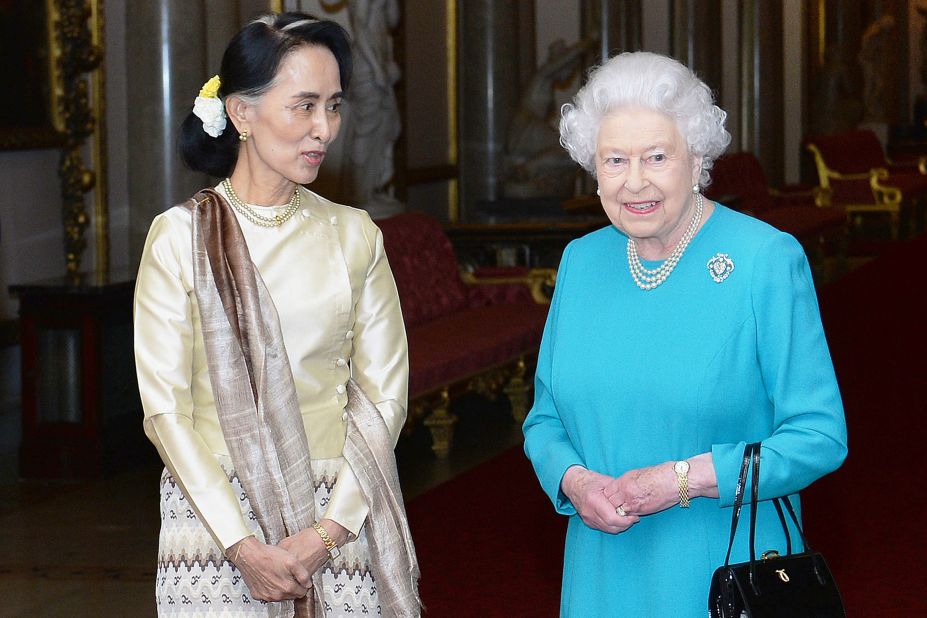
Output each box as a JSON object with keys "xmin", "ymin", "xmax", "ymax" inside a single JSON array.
[{"xmin": 708, "ymin": 442, "xmax": 846, "ymax": 617}]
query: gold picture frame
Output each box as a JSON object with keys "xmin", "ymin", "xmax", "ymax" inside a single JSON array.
[{"xmin": 0, "ymin": 0, "xmax": 66, "ymax": 150}]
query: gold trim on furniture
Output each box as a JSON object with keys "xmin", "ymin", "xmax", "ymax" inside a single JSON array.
[
  {"xmin": 459, "ymin": 268, "xmax": 558, "ymax": 305},
  {"xmin": 805, "ymin": 143, "xmax": 902, "ymax": 238},
  {"xmin": 422, "ymin": 388, "xmax": 456, "ymax": 458}
]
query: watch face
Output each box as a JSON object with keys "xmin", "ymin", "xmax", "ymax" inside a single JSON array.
[
  {"xmin": 329, "ymin": 545, "xmax": 341, "ymax": 560},
  {"xmin": 674, "ymin": 460, "xmax": 690, "ymax": 475}
]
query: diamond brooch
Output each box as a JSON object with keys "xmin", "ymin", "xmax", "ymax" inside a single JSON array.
[{"xmin": 707, "ymin": 253, "xmax": 734, "ymax": 283}]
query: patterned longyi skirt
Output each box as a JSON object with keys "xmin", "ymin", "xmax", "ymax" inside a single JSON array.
[{"xmin": 155, "ymin": 456, "xmax": 379, "ymax": 617}]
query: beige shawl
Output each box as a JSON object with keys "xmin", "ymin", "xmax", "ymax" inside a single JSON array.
[{"xmin": 184, "ymin": 189, "xmax": 420, "ymax": 617}]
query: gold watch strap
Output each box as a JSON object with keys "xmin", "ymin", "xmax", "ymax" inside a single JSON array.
[
  {"xmin": 677, "ymin": 473, "xmax": 690, "ymax": 508},
  {"xmin": 674, "ymin": 462, "xmax": 691, "ymax": 508},
  {"xmin": 312, "ymin": 522, "xmax": 337, "ymax": 552}
]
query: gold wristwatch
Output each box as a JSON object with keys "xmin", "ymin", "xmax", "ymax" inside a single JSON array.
[
  {"xmin": 674, "ymin": 460, "xmax": 691, "ymax": 508},
  {"xmin": 312, "ymin": 522, "xmax": 341, "ymax": 560}
]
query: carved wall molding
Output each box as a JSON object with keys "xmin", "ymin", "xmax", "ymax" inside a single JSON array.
[{"xmin": 52, "ymin": 0, "xmax": 105, "ymax": 274}]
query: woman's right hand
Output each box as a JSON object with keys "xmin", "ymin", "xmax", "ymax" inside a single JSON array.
[
  {"xmin": 228, "ymin": 536, "xmax": 313, "ymax": 602},
  {"xmin": 561, "ymin": 465, "xmax": 639, "ymax": 534}
]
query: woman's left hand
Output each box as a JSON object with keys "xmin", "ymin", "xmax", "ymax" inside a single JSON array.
[
  {"xmin": 605, "ymin": 463, "xmax": 679, "ymax": 517},
  {"xmin": 278, "ymin": 519, "xmax": 350, "ymax": 575}
]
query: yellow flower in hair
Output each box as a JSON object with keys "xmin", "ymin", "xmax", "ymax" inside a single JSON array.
[
  {"xmin": 194, "ymin": 75, "xmax": 226, "ymax": 137},
  {"xmin": 199, "ymin": 75, "xmax": 221, "ymax": 99}
]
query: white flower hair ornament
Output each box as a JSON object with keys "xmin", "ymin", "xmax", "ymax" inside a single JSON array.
[{"xmin": 192, "ymin": 75, "xmax": 227, "ymax": 138}]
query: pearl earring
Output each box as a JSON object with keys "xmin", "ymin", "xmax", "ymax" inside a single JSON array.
[
  {"xmin": 239, "ymin": 130, "xmax": 249, "ymax": 142},
  {"xmin": 692, "ymin": 184, "xmax": 699, "ymax": 194},
  {"xmin": 596, "ymin": 188, "xmax": 601, "ymax": 196}
]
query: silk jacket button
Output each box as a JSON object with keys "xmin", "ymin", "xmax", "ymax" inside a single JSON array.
[
  {"xmin": 336, "ymin": 384, "xmax": 346, "ymax": 395},
  {"xmin": 301, "ymin": 208, "xmax": 311, "ymax": 218},
  {"xmin": 345, "ymin": 330, "xmax": 355, "ymax": 340},
  {"xmin": 335, "ymin": 358, "xmax": 347, "ymax": 367}
]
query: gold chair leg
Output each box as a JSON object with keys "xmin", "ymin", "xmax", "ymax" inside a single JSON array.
[
  {"xmin": 423, "ymin": 388, "xmax": 457, "ymax": 458},
  {"xmin": 504, "ymin": 356, "xmax": 531, "ymax": 423}
]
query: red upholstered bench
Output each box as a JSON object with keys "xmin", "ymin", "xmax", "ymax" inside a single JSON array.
[{"xmin": 377, "ymin": 211, "xmax": 555, "ymax": 457}]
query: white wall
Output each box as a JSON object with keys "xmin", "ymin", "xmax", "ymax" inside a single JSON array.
[
  {"xmin": 535, "ymin": 0, "xmax": 580, "ymax": 62},
  {"xmin": 642, "ymin": 0, "xmax": 672, "ymax": 56},
  {"xmin": 0, "ymin": 149, "xmax": 67, "ymax": 312}
]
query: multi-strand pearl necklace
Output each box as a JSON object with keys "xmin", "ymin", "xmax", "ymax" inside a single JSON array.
[
  {"xmin": 222, "ymin": 178, "xmax": 300, "ymax": 227},
  {"xmin": 626, "ymin": 192, "xmax": 704, "ymax": 291}
]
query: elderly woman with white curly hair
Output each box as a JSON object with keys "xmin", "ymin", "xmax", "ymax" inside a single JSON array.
[{"xmin": 522, "ymin": 52, "xmax": 847, "ymax": 616}]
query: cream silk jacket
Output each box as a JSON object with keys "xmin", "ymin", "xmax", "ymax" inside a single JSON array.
[{"xmin": 133, "ymin": 185, "xmax": 409, "ymax": 552}]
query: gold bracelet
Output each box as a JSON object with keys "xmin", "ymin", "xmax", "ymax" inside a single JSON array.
[{"xmin": 312, "ymin": 522, "xmax": 341, "ymax": 560}]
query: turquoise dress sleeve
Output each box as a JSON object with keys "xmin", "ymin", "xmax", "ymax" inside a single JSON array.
[
  {"xmin": 711, "ymin": 232, "xmax": 848, "ymax": 505},
  {"xmin": 523, "ymin": 242, "xmax": 585, "ymax": 515}
]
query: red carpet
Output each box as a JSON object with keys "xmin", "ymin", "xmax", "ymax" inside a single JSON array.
[
  {"xmin": 406, "ymin": 235, "xmax": 927, "ymax": 615},
  {"xmin": 803, "ymin": 233, "xmax": 927, "ymax": 615},
  {"xmin": 406, "ymin": 447, "xmax": 563, "ymax": 616}
]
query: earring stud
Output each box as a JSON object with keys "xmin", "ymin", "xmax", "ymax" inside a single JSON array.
[
  {"xmin": 239, "ymin": 130, "xmax": 249, "ymax": 142},
  {"xmin": 596, "ymin": 188, "xmax": 601, "ymax": 196},
  {"xmin": 692, "ymin": 183, "xmax": 699, "ymax": 194}
]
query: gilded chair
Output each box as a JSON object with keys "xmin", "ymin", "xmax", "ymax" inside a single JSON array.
[{"xmin": 804, "ymin": 129, "xmax": 927, "ymax": 238}]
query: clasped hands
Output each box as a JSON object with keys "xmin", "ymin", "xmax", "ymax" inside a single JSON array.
[
  {"xmin": 561, "ymin": 462, "xmax": 683, "ymax": 535},
  {"xmin": 227, "ymin": 518, "xmax": 349, "ymax": 602}
]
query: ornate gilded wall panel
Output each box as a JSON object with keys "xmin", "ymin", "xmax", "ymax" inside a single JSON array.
[{"xmin": 0, "ymin": 0, "xmax": 105, "ymax": 274}]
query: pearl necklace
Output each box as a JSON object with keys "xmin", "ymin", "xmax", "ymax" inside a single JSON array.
[
  {"xmin": 626, "ymin": 192, "xmax": 704, "ymax": 291},
  {"xmin": 222, "ymin": 178, "xmax": 300, "ymax": 227}
]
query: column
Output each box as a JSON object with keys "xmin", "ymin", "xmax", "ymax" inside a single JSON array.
[
  {"xmin": 457, "ymin": 0, "xmax": 520, "ymax": 219},
  {"xmin": 672, "ymin": 0, "xmax": 722, "ymax": 98},
  {"xmin": 127, "ymin": 0, "xmax": 210, "ymax": 263},
  {"xmin": 583, "ymin": 0, "xmax": 642, "ymax": 61},
  {"xmin": 739, "ymin": 0, "xmax": 784, "ymax": 185}
]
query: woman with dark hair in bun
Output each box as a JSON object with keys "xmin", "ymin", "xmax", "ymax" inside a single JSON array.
[{"xmin": 134, "ymin": 12, "xmax": 419, "ymax": 617}]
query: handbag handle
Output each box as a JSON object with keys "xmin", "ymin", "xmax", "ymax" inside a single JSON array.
[
  {"xmin": 724, "ymin": 442, "xmax": 827, "ymax": 593},
  {"xmin": 722, "ymin": 443, "xmax": 754, "ymax": 567}
]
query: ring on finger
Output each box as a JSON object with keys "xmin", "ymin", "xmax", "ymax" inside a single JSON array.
[{"xmin": 616, "ymin": 505, "xmax": 628, "ymax": 517}]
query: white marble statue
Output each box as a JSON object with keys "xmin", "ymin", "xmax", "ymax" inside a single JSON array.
[
  {"xmin": 503, "ymin": 39, "xmax": 590, "ymax": 199},
  {"xmin": 859, "ymin": 14, "xmax": 895, "ymax": 124},
  {"xmin": 346, "ymin": 0, "xmax": 403, "ymax": 218}
]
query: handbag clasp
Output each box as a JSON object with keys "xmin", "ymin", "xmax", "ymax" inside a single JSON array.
[{"xmin": 761, "ymin": 550, "xmax": 780, "ymax": 561}]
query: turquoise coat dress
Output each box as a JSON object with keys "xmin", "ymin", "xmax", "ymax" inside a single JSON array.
[{"xmin": 523, "ymin": 205, "xmax": 848, "ymax": 617}]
